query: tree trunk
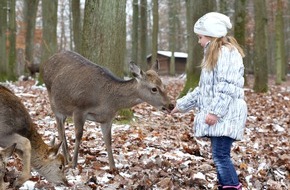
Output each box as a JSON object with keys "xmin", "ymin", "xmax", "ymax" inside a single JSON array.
[
  {"xmin": 175, "ymin": 2, "xmax": 183, "ymax": 52},
  {"xmin": 131, "ymin": 0, "xmax": 139, "ymax": 64},
  {"xmin": 59, "ymin": 1, "xmax": 66, "ymax": 50},
  {"xmin": 139, "ymin": 0, "xmax": 147, "ymax": 70},
  {"xmin": 82, "ymin": 0, "xmax": 126, "ymax": 78},
  {"xmin": 168, "ymin": 0, "xmax": 176, "ymax": 76},
  {"xmin": 234, "ymin": 0, "xmax": 247, "ymax": 85},
  {"xmin": 218, "ymin": 0, "xmax": 227, "ymax": 13},
  {"xmin": 0, "ymin": 0, "xmax": 8, "ymax": 81},
  {"xmin": 253, "ymin": 0, "xmax": 268, "ymax": 92},
  {"xmin": 72, "ymin": 0, "xmax": 82, "ymax": 53},
  {"xmin": 82, "ymin": 0, "xmax": 128, "ymax": 118},
  {"xmin": 286, "ymin": 0, "xmax": 290, "ymax": 74},
  {"xmin": 8, "ymin": 0, "xmax": 17, "ymax": 81},
  {"xmin": 151, "ymin": 0, "xmax": 158, "ymax": 67},
  {"xmin": 39, "ymin": 0, "xmax": 58, "ymax": 83},
  {"xmin": 82, "ymin": 0, "xmax": 99, "ymax": 60},
  {"xmin": 179, "ymin": 0, "xmax": 216, "ymax": 97},
  {"xmin": 275, "ymin": 0, "xmax": 286, "ymax": 84},
  {"xmin": 24, "ymin": 0, "xmax": 39, "ymax": 77}
]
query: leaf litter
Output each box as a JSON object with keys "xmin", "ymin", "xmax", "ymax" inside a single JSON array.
[{"xmin": 0, "ymin": 75, "xmax": 289, "ymax": 190}]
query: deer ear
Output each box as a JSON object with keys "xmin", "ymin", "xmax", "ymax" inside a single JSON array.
[
  {"xmin": 48, "ymin": 141, "xmax": 63, "ymax": 158},
  {"xmin": 129, "ymin": 61, "xmax": 144, "ymax": 79},
  {"xmin": 150, "ymin": 60, "xmax": 159, "ymax": 72},
  {"xmin": 1, "ymin": 143, "xmax": 16, "ymax": 161}
]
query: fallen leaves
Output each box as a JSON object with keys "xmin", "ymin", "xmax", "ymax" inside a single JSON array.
[{"xmin": 1, "ymin": 75, "xmax": 289, "ymax": 189}]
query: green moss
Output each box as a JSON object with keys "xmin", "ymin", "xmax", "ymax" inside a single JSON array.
[{"xmin": 115, "ymin": 108, "xmax": 133, "ymax": 124}]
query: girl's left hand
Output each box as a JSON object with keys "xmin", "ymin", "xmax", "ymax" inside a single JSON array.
[
  {"xmin": 170, "ymin": 106, "xmax": 180, "ymax": 114},
  {"xmin": 205, "ymin": 113, "xmax": 218, "ymax": 125}
]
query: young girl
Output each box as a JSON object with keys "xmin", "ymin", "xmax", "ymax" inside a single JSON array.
[{"xmin": 171, "ymin": 12, "xmax": 247, "ymax": 190}]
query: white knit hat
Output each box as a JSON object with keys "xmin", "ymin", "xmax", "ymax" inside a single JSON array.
[{"xmin": 194, "ymin": 12, "xmax": 232, "ymax": 38}]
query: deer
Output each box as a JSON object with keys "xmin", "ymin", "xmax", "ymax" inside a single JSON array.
[
  {"xmin": 0, "ymin": 85, "xmax": 68, "ymax": 188},
  {"xmin": 0, "ymin": 143, "xmax": 16, "ymax": 190},
  {"xmin": 41, "ymin": 50, "xmax": 174, "ymax": 171}
]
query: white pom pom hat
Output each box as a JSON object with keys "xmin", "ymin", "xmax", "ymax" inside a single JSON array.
[{"xmin": 194, "ymin": 12, "xmax": 232, "ymax": 38}]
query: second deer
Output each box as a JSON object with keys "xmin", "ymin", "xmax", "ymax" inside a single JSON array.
[{"xmin": 0, "ymin": 85, "xmax": 68, "ymax": 188}]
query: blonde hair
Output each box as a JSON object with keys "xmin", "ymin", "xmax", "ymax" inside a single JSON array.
[{"xmin": 202, "ymin": 36, "xmax": 245, "ymax": 70}]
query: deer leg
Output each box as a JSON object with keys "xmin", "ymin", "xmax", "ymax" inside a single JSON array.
[
  {"xmin": 72, "ymin": 111, "xmax": 86, "ymax": 168},
  {"xmin": 100, "ymin": 121, "xmax": 115, "ymax": 170},
  {"xmin": 55, "ymin": 113, "xmax": 70, "ymax": 165}
]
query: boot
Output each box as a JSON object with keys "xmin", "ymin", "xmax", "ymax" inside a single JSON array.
[{"xmin": 220, "ymin": 183, "xmax": 242, "ymax": 190}]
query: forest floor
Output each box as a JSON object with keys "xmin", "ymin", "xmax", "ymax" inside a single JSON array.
[{"xmin": 1, "ymin": 74, "xmax": 290, "ymax": 190}]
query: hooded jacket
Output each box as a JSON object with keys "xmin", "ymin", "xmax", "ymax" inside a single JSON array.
[{"xmin": 176, "ymin": 44, "xmax": 247, "ymax": 140}]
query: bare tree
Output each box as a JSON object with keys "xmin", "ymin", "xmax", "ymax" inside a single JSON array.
[
  {"xmin": 82, "ymin": 0, "xmax": 126, "ymax": 77},
  {"xmin": 24, "ymin": 0, "xmax": 39, "ymax": 77},
  {"xmin": 151, "ymin": 0, "xmax": 158, "ymax": 67},
  {"xmin": 179, "ymin": 0, "xmax": 216, "ymax": 97},
  {"xmin": 286, "ymin": 0, "xmax": 290, "ymax": 74},
  {"xmin": 131, "ymin": 0, "xmax": 139, "ymax": 64},
  {"xmin": 253, "ymin": 0, "xmax": 268, "ymax": 92},
  {"xmin": 81, "ymin": 0, "xmax": 98, "ymax": 60},
  {"xmin": 0, "ymin": 0, "xmax": 8, "ymax": 81},
  {"xmin": 139, "ymin": 0, "xmax": 147, "ymax": 70},
  {"xmin": 8, "ymin": 0, "xmax": 17, "ymax": 81},
  {"xmin": 275, "ymin": 0, "xmax": 286, "ymax": 84},
  {"xmin": 168, "ymin": 0, "xmax": 177, "ymax": 76},
  {"xmin": 234, "ymin": 0, "xmax": 247, "ymax": 84},
  {"xmin": 39, "ymin": 0, "xmax": 58, "ymax": 83},
  {"xmin": 59, "ymin": 0, "xmax": 68, "ymax": 51},
  {"xmin": 72, "ymin": 0, "xmax": 82, "ymax": 53}
]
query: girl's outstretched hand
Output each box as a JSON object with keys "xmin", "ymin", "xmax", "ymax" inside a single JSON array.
[{"xmin": 170, "ymin": 106, "xmax": 180, "ymax": 115}]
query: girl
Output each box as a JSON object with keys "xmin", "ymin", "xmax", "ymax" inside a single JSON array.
[{"xmin": 171, "ymin": 12, "xmax": 247, "ymax": 190}]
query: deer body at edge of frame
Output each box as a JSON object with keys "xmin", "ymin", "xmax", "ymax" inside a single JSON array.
[{"xmin": 0, "ymin": 85, "xmax": 68, "ymax": 188}]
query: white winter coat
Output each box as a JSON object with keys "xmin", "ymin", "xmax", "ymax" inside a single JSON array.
[{"xmin": 176, "ymin": 45, "xmax": 247, "ymax": 140}]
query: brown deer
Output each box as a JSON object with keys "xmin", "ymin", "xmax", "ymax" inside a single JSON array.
[
  {"xmin": 0, "ymin": 143, "xmax": 16, "ymax": 190},
  {"xmin": 41, "ymin": 50, "xmax": 174, "ymax": 170},
  {"xmin": 0, "ymin": 85, "xmax": 68, "ymax": 188}
]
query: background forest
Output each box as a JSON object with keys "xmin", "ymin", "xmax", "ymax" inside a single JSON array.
[
  {"xmin": 0, "ymin": 0, "xmax": 290, "ymax": 190},
  {"xmin": 0, "ymin": 0, "xmax": 289, "ymax": 90}
]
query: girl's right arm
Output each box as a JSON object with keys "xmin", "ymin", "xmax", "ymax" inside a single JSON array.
[{"xmin": 174, "ymin": 86, "xmax": 201, "ymax": 113}]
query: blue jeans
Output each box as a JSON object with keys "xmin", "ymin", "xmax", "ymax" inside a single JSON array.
[{"xmin": 210, "ymin": 136, "xmax": 240, "ymax": 186}]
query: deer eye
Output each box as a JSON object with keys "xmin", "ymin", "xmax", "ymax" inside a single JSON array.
[
  {"xmin": 59, "ymin": 165, "xmax": 63, "ymax": 170},
  {"xmin": 151, "ymin": 87, "xmax": 158, "ymax": 93}
]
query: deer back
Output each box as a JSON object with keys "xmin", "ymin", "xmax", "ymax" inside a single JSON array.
[
  {"xmin": 42, "ymin": 51, "xmax": 173, "ymax": 120},
  {"xmin": 0, "ymin": 85, "xmax": 33, "ymax": 137}
]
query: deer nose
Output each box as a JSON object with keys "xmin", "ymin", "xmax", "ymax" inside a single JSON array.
[
  {"xmin": 168, "ymin": 103, "xmax": 175, "ymax": 111},
  {"xmin": 61, "ymin": 178, "xmax": 70, "ymax": 187}
]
